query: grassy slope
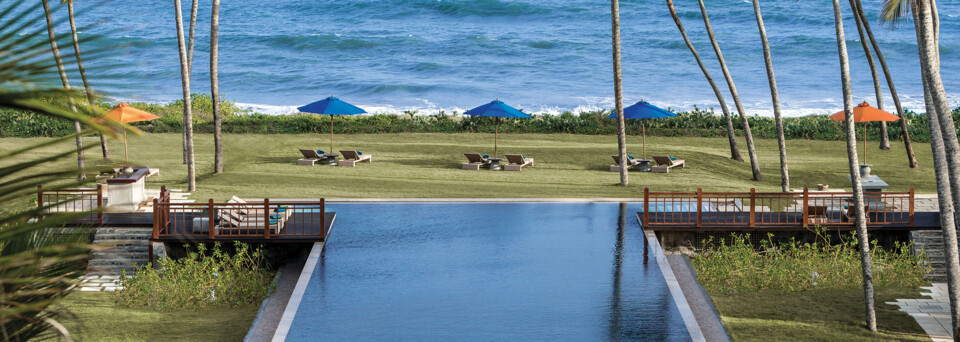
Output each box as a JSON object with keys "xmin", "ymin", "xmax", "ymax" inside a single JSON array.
[
  {"xmin": 710, "ymin": 287, "xmax": 930, "ymax": 341},
  {"xmin": 0, "ymin": 132, "xmax": 937, "ymax": 205},
  {"xmin": 56, "ymin": 292, "xmax": 257, "ymax": 342}
]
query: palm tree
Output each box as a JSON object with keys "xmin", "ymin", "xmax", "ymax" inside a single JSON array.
[
  {"xmin": 174, "ymin": 0, "xmax": 197, "ymax": 191},
  {"xmin": 848, "ymin": 0, "xmax": 890, "ymax": 151},
  {"xmin": 42, "ymin": 0, "xmax": 85, "ymax": 181},
  {"xmin": 665, "ymin": 0, "xmax": 742, "ymax": 162},
  {"xmin": 0, "ymin": 3, "xmax": 126, "ymax": 339},
  {"xmin": 212, "ymin": 0, "xmax": 223, "ymax": 174},
  {"xmin": 864, "ymin": 0, "xmax": 918, "ymax": 168},
  {"xmin": 883, "ymin": 0, "xmax": 960, "ymax": 332},
  {"xmin": 751, "ymin": 0, "xmax": 788, "ymax": 191},
  {"xmin": 832, "ymin": 0, "xmax": 876, "ymax": 331},
  {"xmin": 65, "ymin": 0, "xmax": 109, "ymax": 160},
  {"xmin": 696, "ymin": 0, "xmax": 761, "ymax": 181},
  {"xmin": 610, "ymin": 0, "xmax": 627, "ymax": 186}
]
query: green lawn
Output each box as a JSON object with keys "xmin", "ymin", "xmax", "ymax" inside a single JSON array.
[
  {"xmin": 710, "ymin": 287, "xmax": 931, "ymax": 341},
  {"xmin": 1, "ymin": 132, "xmax": 938, "ymax": 206},
  {"xmin": 3, "ymin": 132, "xmax": 941, "ymax": 340},
  {"xmin": 55, "ymin": 292, "xmax": 257, "ymax": 342}
]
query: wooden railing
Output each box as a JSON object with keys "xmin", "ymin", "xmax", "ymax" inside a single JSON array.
[
  {"xmin": 37, "ymin": 184, "xmax": 103, "ymax": 224},
  {"xmin": 153, "ymin": 189, "xmax": 327, "ymax": 241},
  {"xmin": 642, "ymin": 188, "xmax": 914, "ymax": 229}
]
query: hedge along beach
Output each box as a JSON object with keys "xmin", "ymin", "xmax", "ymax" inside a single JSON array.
[{"xmin": 64, "ymin": 0, "xmax": 958, "ymax": 116}]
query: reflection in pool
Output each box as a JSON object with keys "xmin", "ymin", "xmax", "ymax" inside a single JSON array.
[{"xmin": 286, "ymin": 203, "xmax": 691, "ymax": 341}]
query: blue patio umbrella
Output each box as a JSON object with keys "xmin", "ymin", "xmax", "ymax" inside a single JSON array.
[
  {"xmin": 298, "ymin": 96, "xmax": 366, "ymax": 152},
  {"xmin": 609, "ymin": 100, "xmax": 676, "ymax": 159},
  {"xmin": 464, "ymin": 99, "xmax": 531, "ymax": 157}
]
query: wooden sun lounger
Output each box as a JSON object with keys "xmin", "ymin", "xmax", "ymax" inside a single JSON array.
[
  {"xmin": 462, "ymin": 153, "xmax": 491, "ymax": 170},
  {"xmin": 504, "ymin": 154, "xmax": 534, "ymax": 171},
  {"xmin": 338, "ymin": 150, "xmax": 372, "ymax": 167},
  {"xmin": 610, "ymin": 155, "xmax": 642, "ymax": 172},
  {"xmin": 298, "ymin": 149, "xmax": 323, "ymax": 166},
  {"xmin": 651, "ymin": 155, "xmax": 685, "ymax": 173}
]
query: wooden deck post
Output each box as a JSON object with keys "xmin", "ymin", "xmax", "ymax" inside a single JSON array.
[
  {"xmin": 749, "ymin": 188, "xmax": 756, "ymax": 228},
  {"xmin": 152, "ymin": 198, "xmax": 160, "ymax": 239},
  {"xmin": 802, "ymin": 187, "xmax": 809, "ymax": 228},
  {"xmin": 696, "ymin": 188, "xmax": 702, "ymax": 228},
  {"xmin": 909, "ymin": 188, "xmax": 915, "ymax": 226},
  {"xmin": 264, "ymin": 198, "xmax": 271, "ymax": 239},
  {"xmin": 320, "ymin": 198, "xmax": 326, "ymax": 240},
  {"xmin": 96, "ymin": 184, "xmax": 104, "ymax": 225},
  {"xmin": 643, "ymin": 188, "xmax": 650, "ymax": 227},
  {"xmin": 36, "ymin": 185, "xmax": 42, "ymax": 213},
  {"xmin": 208, "ymin": 199, "xmax": 215, "ymax": 240}
]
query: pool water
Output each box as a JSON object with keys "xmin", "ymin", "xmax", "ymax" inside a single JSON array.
[{"xmin": 286, "ymin": 203, "xmax": 691, "ymax": 341}]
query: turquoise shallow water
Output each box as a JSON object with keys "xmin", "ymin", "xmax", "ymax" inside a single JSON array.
[
  {"xmin": 38, "ymin": 0, "xmax": 960, "ymax": 115},
  {"xmin": 286, "ymin": 202, "xmax": 690, "ymax": 341}
]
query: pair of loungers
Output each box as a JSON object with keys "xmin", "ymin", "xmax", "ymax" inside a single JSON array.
[
  {"xmin": 463, "ymin": 153, "xmax": 534, "ymax": 171},
  {"xmin": 610, "ymin": 155, "xmax": 685, "ymax": 173},
  {"xmin": 193, "ymin": 196, "xmax": 291, "ymax": 234},
  {"xmin": 298, "ymin": 149, "xmax": 372, "ymax": 167}
]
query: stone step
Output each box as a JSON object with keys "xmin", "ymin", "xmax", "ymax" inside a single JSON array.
[
  {"xmin": 92, "ymin": 239, "xmax": 150, "ymax": 247},
  {"xmin": 95, "ymin": 228, "xmax": 153, "ymax": 235},
  {"xmin": 93, "ymin": 250, "xmax": 148, "ymax": 259},
  {"xmin": 89, "ymin": 258, "xmax": 148, "ymax": 266},
  {"xmin": 87, "ymin": 265, "xmax": 141, "ymax": 276},
  {"xmin": 94, "ymin": 233, "xmax": 151, "ymax": 241}
]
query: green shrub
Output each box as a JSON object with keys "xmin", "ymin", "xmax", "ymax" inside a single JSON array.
[
  {"xmin": 691, "ymin": 229, "xmax": 930, "ymax": 294},
  {"xmin": 116, "ymin": 242, "xmax": 274, "ymax": 310}
]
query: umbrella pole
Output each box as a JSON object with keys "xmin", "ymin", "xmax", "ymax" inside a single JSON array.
[
  {"xmin": 123, "ymin": 130, "xmax": 129, "ymax": 166},
  {"xmin": 330, "ymin": 115, "xmax": 334, "ymax": 153},
  {"xmin": 495, "ymin": 117, "xmax": 499, "ymax": 158},
  {"xmin": 642, "ymin": 120, "xmax": 646, "ymax": 160},
  {"xmin": 863, "ymin": 122, "xmax": 867, "ymax": 165}
]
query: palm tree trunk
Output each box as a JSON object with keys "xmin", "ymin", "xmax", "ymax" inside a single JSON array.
[
  {"xmin": 849, "ymin": 0, "xmax": 890, "ymax": 151},
  {"xmin": 913, "ymin": 0, "xmax": 960, "ymax": 331},
  {"xmin": 211, "ymin": 0, "xmax": 222, "ymax": 174},
  {"xmin": 696, "ymin": 0, "xmax": 761, "ymax": 181},
  {"xmin": 665, "ymin": 0, "xmax": 742, "ymax": 162},
  {"xmin": 175, "ymin": 0, "xmax": 196, "ymax": 191},
  {"xmin": 42, "ymin": 0, "xmax": 85, "ymax": 181},
  {"xmin": 67, "ymin": 1, "xmax": 109, "ymax": 160},
  {"xmin": 611, "ymin": 0, "xmax": 627, "ymax": 186},
  {"xmin": 752, "ymin": 0, "xmax": 788, "ymax": 191},
  {"xmin": 833, "ymin": 0, "xmax": 876, "ymax": 331},
  {"xmin": 854, "ymin": 0, "xmax": 917, "ymax": 167},
  {"xmin": 187, "ymin": 0, "xmax": 198, "ymax": 73}
]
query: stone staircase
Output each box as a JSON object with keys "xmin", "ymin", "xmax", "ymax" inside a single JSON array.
[
  {"xmin": 80, "ymin": 227, "xmax": 153, "ymax": 291},
  {"xmin": 912, "ymin": 230, "xmax": 947, "ymax": 282}
]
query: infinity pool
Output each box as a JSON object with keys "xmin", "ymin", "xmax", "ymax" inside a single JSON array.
[{"xmin": 285, "ymin": 202, "xmax": 691, "ymax": 341}]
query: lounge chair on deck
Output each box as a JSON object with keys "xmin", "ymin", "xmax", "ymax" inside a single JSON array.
[
  {"xmin": 211, "ymin": 197, "xmax": 291, "ymax": 234},
  {"xmin": 652, "ymin": 155, "xmax": 685, "ymax": 173},
  {"xmin": 338, "ymin": 150, "xmax": 372, "ymax": 167},
  {"xmin": 298, "ymin": 149, "xmax": 325, "ymax": 166},
  {"xmin": 504, "ymin": 154, "xmax": 534, "ymax": 171},
  {"xmin": 610, "ymin": 155, "xmax": 643, "ymax": 172},
  {"xmin": 462, "ymin": 153, "xmax": 491, "ymax": 170}
]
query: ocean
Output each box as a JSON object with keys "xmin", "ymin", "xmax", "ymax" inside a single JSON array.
[{"xmin": 58, "ymin": 0, "xmax": 959, "ymax": 116}]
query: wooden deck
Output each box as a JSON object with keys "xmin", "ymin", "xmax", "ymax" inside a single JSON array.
[
  {"xmin": 154, "ymin": 212, "xmax": 336, "ymax": 243},
  {"xmin": 638, "ymin": 211, "xmax": 941, "ymax": 232}
]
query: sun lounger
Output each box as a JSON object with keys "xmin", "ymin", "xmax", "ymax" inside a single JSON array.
[
  {"xmin": 651, "ymin": 155, "xmax": 685, "ymax": 173},
  {"xmin": 338, "ymin": 150, "xmax": 372, "ymax": 167},
  {"xmin": 213, "ymin": 196, "xmax": 291, "ymax": 234},
  {"xmin": 504, "ymin": 154, "xmax": 534, "ymax": 171},
  {"xmin": 610, "ymin": 155, "xmax": 643, "ymax": 172},
  {"xmin": 462, "ymin": 153, "xmax": 492, "ymax": 170},
  {"xmin": 298, "ymin": 149, "xmax": 323, "ymax": 166}
]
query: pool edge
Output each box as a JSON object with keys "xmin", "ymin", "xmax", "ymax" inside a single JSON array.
[{"xmin": 640, "ymin": 216, "xmax": 707, "ymax": 342}]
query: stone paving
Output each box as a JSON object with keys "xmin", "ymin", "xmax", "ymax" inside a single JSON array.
[
  {"xmin": 887, "ymin": 283, "xmax": 953, "ymax": 342},
  {"xmin": 78, "ymin": 274, "xmax": 121, "ymax": 292}
]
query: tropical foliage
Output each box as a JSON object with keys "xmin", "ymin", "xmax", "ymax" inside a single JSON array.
[{"xmin": 116, "ymin": 242, "xmax": 275, "ymax": 310}]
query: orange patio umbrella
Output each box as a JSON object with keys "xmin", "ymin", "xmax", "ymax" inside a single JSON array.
[
  {"xmin": 101, "ymin": 103, "xmax": 160, "ymax": 166},
  {"xmin": 829, "ymin": 102, "xmax": 899, "ymax": 165}
]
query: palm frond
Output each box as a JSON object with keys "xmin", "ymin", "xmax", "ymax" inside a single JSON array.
[{"xmin": 880, "ymin": 0, "xmax": 911, "ymax": 27}]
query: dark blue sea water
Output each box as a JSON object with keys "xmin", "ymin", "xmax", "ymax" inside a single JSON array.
[
  {"xmin": 48, "ymin": 0, "xmax": 960, "ymax": 116},
  {"xmin": 285, "ymin": 202, "xmax": 690, "ymax": 341}
]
